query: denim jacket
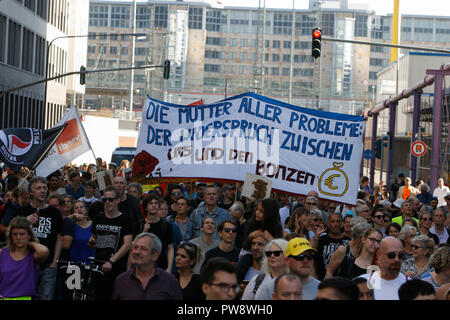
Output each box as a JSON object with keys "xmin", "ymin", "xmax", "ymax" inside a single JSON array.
[{"xmin": 184, "ymin": 205, "xmax": 232, "ymax": 241}]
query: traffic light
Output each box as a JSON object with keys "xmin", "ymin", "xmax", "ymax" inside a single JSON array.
[
  {"xmin": 163, "ymin": 60, "xmax": 170, "ymax": 79},
  {"xmin": 375, "ymin": 139, "xmax": 382, "ymax": 159},
  {"xmin": 79, "ymin": 66, "xmax": 86, "ymax": 85},
  {"xmin": 311, "ymin": 28, "xmax": 322, "ymax": 59}
]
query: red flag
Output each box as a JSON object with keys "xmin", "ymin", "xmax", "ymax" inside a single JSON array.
[{"xmin": 188, "ymin": 99, "xmax": 203, "ymax": 106}]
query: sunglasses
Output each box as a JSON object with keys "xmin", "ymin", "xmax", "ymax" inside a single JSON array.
[
  {"xmin": 313, "ymin": 218, "xmax": 323, "ymax": 222},
  {"xmin": 290, "ymin": 253, "xmax": 315, "ymax": 261},
  {"xmin": 383, "ymin": 219, "xmax": 390, "ymax": 223},
  {"xmin": 103, "ymin": 197, "xmax": 117, "ymax": 202},
  {"xmin": 172, "ymin": 192, "xmax": 182, "ymax": 196},
  {"xmin": 265, "ymin": 250, "xmax": 283, "ymax": 257},
  {"xmin": 412, "ymin": 245, "xmax": 424, "ymax": 250},
  {"xmin": 306, "ymin": 202, "xmax": 316, "ymax": 205},
  {"xmin": 421, "ymin": 217, "xmax": 432, "ymax": 222},
  {"xmin": 223, "ymin": 227, "xmax": 237, "ymax": 233},
  {"xmin": 374, "ymin": 215, "xmax": 384, "ymax": 219},
  {"xmin": 384, "ymin": 251, "xmax": 405, "ymax": 260}
]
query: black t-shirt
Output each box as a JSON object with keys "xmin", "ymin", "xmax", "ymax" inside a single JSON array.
[
  {"xmin": 145, "ymin": 218, "xmax": 173, "ymax": 270},
  {"xmin": 202, "ymin": 246, "xmax": 240, "ymax": 270},
  {"xmin": 119, "ymin": 194, "xmax": 143, "ymax": 234},
  {"xmin": 173, "ymin": 273, "xmax": 205, "ymax": 300},
  {"xmin": 19, "ymin": 204, "xmax": 63, "ymax": 265},
  {"xmin": 218, "ymin": 201, "xmax": 233, "ymax": 210},
  {"xmin": 316, "ymin": 234, "xmax": 351, "ymax": 280},
  {"xmin": 60, "ymin": 217, "xmax": 77, "ymax": 261},
  {"xmin": 91, "ymin": 212, "xmax": 132, "ymax": 272}
]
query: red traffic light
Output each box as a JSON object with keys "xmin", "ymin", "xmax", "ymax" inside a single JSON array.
[{"xmin": 313, "ymin": 30, "xmax": 321, "ymax": 38}]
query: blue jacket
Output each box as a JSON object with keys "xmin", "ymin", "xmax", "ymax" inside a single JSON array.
[{"xmin": 184, "ymin": 204, "xmax": 232, "ymax": 241}]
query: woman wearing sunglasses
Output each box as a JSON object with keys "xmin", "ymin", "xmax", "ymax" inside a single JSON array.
[
  {"xmin": 400, "ymin": 235, "xmax": 435, "ymax": 279},
  {"xmin": 174, "ymin": 242, "xmax": 205, "ymax": 300},
  {"xmin": 241, "ymin": 238, "xmax": 289, "ymax": 300},
  {"xmin": 371, "ymin": 205, "xmax": 388, "ymax": 237},
  {"xmin": 418, "ymin": 207, "xmax": 440, "ymax": 246}
]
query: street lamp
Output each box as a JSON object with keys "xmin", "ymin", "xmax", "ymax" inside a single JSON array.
[{"xmin": 43, "ymin": 32, "xmax": 147, "ymax": 112}]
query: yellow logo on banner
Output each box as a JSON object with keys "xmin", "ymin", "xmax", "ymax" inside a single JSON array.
[{"xmin": 318, "ymin": 162, "xmax": 349, "ymax": 197}]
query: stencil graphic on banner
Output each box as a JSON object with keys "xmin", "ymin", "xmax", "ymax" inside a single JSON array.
[{"xmin": 134, "ymin": 92, "xmax": 365, "ymax": 204}]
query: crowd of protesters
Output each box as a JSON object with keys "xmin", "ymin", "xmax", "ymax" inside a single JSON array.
[{"xmin": 0, "ymin": 161, "xmax": 449, "ymax": 301}]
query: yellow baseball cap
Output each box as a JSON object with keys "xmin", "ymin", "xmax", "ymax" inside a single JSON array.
[{"xmin": 285, "ymin": 238, "xmax": 317, "ymax": 257}]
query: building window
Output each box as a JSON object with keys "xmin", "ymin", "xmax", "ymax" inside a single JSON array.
[
  {"xmin": 355, "ymin": 14, "xmax": 368, "ymax": 37},
  {"xmin": 370, "ymin": 58, "xmax": 388, "ymax": 67},
  {"xmin": 206, "ymin": 37, "xmax": 226, "ymax": 46},
  {"xmin": 204, "ymin": 64, "xmax": 221, "ymax": 73},
  {"xmin": 8, "ymin": 20, "xmax": 21, "ymax": 68},
  {"xmin": 154, "ymin": 5, "xmax": 168, "ymax": 28},
  {"xmin": 206, "ymin": 10, "xmax": 226, "ymax": 32},
  {"xmin": 110, "ymin": 46, "xmax": 118, "ymax": 55},
  {"xmin": 273, "ymin": 13, "xmax": 291, "ymax": 35},
  {"xmin": 284, "ymin": 41, "xmax": 291, "ymax": 49},
  {"xmin": 89, "ymin": 5, "xmax": 109, "ymax": 27},
  {"xmin": 369, "ymin": 71, "xmax": 377, "ymax": 80},
  {"xmin": 272, "ymin": 54, "xmax": 280, "ymax": 62},
  {"xmin": 135, "ymin": 47, "xmax": 148, "ymax": 56},
  {"xmin": 240, "ymin": 38, "xmax": 248, "ymax": 47},
  {"xmin": 272, "ymin": 40, "xmax": 280, "ymax": 48},
  {"xmin": 322, "ymin": 13, "xmax": 334, "ymax": 36},
  {"xmin": 120, "ymin": 47, "xmax": 128, "ymax": 55},
  {"xmin": 295, "ymin": 41, "xmax": 310, "ymax": 49},
  {"xmin": 189, "ymin": 7, "xmax": 203, "ymax": 29},
  {"xmin": 283, "ymin": 54, "xmax": 290, "ymax": 62},
  {"xmin": 37, "ymin": 0, "xmax": 47, "ymax": 20},
  {"xmin": 34, "ymin": 35, "xmax": 45, "ymax": 76},
  {"xmin": 229, "ymin": 38, "xmax": 237, "ymax": 47},
  {"xmin": 298, "ymin": 14, "xmax": 316, "ymax": 36},
  {"xmin": 282, "ymin": 68, "xmax": 290, "ymax": 76},
  {"xmin": 240, "ymin": 52, "xmax": 248, "ymax": 60},
  {"xmin": 24, "ymin": 0, "xmax": 35, "ymax": 12},
  {"xmin": 22, "ymin": 28, "xmax": 34, "ymax": 72},
  {"xmin": 0, "ymin": 14, "xmax": 6, "ymax": 63},
  {"xmin": 137, "ymin": 6, "xmax": 150, "ymax": 29},
  {"xmin": 272, "ymin": 67, "xmax": 279, "ymax": 76},
  {"xmin": 111, "ymin": 6, "xmax": 130, "ymax": 28}
]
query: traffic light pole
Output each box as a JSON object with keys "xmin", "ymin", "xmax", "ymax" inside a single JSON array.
[{"xmin": 0, "ymin": 63, "xmax": 169, "ymax": 99}]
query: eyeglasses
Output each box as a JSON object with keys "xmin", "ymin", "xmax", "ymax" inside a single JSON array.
[
  {"xmin": 421, "ymin": 217, "xmax": 432, "ymax": 222},
  {"xmin": 172, "ymin": 192, "xmax": 182, "ymax": 196},
  {"xmin": 384, "ymin": 251, "xmax": 406, "ymax": 260},
  {"xmin": 223, "ymin": 227, "xmax": 237, "ymax": 233},
  {"xmin": 368, "ymin": 237, "xmax": 381, "ymax": 244},
  {"xmin": 412, "ymin": 245, "xmax": 424, "ymax": 250},
  {"xmin": 313, "ymin": 218, "xmax": 323, "ymax": 222},
  {"xmin": 290, "ymin": 253, "xmax": 315, "ymax": 261},
  {"xmin": 265, "ymin": 250, "xmax": 283, "ymax": 257},
  {"xmin": 103, "ymin": 197, "xmax": 117, "ymax": 202},
  {"xmin": 210, "ymin": 282, "xmax": 240, "ymax": 294},
  {"xmin": 374, "ymin": 215, "xmax": 384, "ymax": 220}
]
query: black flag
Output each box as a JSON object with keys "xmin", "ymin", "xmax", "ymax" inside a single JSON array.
[{"xmin": 0, "ymin": 124, "xmax": 67, "ymax": 171}]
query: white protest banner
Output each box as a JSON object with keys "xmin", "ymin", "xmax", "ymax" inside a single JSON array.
[
  {"xmin": 35, "ymin": 107, "xmax": 92, "ymax": 178},
  {"xmin": 133, "ymin": 92, "xmax": 365, "ymax": 204}
]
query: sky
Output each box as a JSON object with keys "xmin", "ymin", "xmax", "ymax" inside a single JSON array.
[
  {"xmin": 210, "ymin": 0, "xmax": 450, "ymax": 16},
  {"xmin": 110, "ymin": 0, "xmax": 450, "ymax": 17}
]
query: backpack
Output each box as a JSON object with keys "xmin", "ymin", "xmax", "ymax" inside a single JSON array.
[{"xmin": 253, "ymin": 273, "xmax": 266, "ymax": 295}]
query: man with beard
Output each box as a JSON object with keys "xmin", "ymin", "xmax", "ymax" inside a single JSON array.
[
  {"xmin": 359, "ymin": 237, "xmax": 408, "ymax": 300},
  {"xmin": 236, "ymin": 233, "xmax": 268, "ymax": 283}
]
